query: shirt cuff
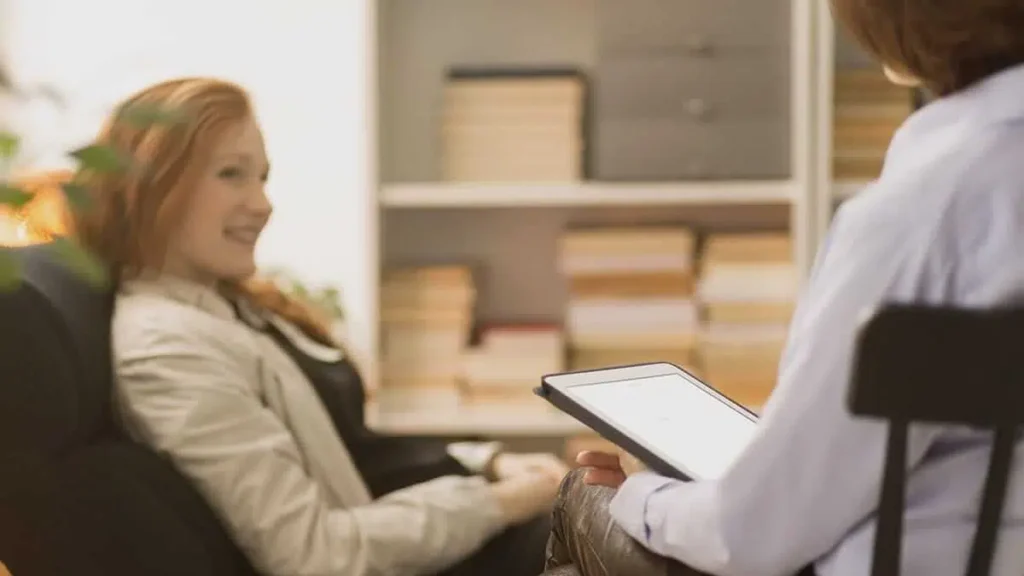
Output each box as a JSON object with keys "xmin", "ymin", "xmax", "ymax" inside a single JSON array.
[{"xmin": 609, "ymin": 471, "xmax": 682, "ymax": 543}]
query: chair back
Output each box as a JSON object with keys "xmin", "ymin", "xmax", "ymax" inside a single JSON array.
[
  {"xmin": 0, "ymin": 244, "xmax": 256, "ymax": 576},
  {"xmin": 850, "ymin": 304, "xmax": 1024, "ymax": 576}
]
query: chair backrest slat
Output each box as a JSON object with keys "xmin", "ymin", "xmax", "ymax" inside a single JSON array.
[{"xmin": 850, "ymin": 305, "xmax": 1022, "ymax": 576}]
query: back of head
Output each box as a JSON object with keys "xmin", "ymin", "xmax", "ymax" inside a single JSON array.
[
  {"xmin": 70, "ymin": 77, "xmax": 337, "ymax": 347},
  {"xmin": 830, "ymin": 0, "xmax": 1024, "ymax": 95}
]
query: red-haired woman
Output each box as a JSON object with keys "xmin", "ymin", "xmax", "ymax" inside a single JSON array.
[{"xmin": 71, "ymin": 77, "xmax": 566, "ymax": 576}]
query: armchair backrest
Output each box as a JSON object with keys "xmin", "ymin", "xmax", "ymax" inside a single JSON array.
[
  {"xmin": 850, "ymin": 304, "xmax": 1024, "ymax": 576},
  {"xmin": 0, "ymin": 244, "xmax": 256, "ymax": 576}
]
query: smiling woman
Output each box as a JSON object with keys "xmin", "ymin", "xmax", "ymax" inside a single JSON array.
[{"xmin": 67, "ymin": 76, "xmax": 560, "ymax": 576}]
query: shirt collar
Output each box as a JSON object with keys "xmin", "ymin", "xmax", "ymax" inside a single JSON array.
[
  {"xmin": 120, "ymin": 275, "xmax": 269, "ymax": 329},
  {"xmin": 885, "ymin": 63, "xmax": 1024, "ymax": 173}
]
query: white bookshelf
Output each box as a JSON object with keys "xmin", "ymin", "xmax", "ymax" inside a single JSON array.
[
  {"xmin": 355, "ymin": 0, "xmax": 849, "ymax": 436},
  {"xmin": 813, "ymin": 10, "xmax": 912, "ymax": 236}
]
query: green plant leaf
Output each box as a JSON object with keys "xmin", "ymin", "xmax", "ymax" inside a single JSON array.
[
  {"xmin": 118, "ymin": 103, "xmax": 187, "ymax": 127},
  {"xmin": 0, "ymin": 184, "xmax": 32, "ymax": 208},
  {"xmin": 60, "ymin": 182, "xmax": 92, "ymax": 211},
  {"xmin": 0, "ymin": 248, "xmax": 21, "ymax": 291},
  {"xmin": 69, "ymin": 144, "xmax": 130, "ymax": 174},
  {"xmin": 0, "ymin": 131, "xmax": 19, "ymax": 159},
  {"xmin": 47, "ymin": 238, "xmax": 108, "ymax": 288}
]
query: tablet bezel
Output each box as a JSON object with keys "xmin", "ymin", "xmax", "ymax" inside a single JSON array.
[{"xmin": 539, "ymin": 362, "xmax": 758, "ymax": 481}]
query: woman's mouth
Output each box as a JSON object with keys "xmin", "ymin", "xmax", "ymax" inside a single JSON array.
[{"xmin": 224, "ymin": 227, "xmax": 260, "ymax": 246}]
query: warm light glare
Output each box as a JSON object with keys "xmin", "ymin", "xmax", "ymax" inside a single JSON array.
[
  {"xmin": 0, "ymin": 210, "xmax": 46, "ymax": 247},
  {"xmin": 0, "ymin": 171, "xmax": 73, "ymax": 247}
]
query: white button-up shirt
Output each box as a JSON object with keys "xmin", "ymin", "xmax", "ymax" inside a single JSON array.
[{"xmin": 609, "ymin": 64, "xmax": 1024, "ymax": 576}]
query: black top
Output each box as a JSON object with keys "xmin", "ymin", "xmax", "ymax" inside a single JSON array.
[{"xmin": 261, "ymin": 321, "xmax": 473, "ymax": 498}]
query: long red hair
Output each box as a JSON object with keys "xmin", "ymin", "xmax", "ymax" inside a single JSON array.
[{"xmin": 69, "ymin": 77, "xmax": 337, "ymax": 346}]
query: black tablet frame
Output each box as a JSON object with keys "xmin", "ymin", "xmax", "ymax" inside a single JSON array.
[{"xmin": 535, "ymin": 362, "xmax": 758, "ymax": 481}]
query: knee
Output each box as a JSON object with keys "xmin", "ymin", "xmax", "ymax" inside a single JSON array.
[
  {"xmin": 553, "ymin": 467, "xmax": 615, "ymax": 524},
  {"xmin": 554, "ymin": 467, "xmax": 589, "ymax": 513}
]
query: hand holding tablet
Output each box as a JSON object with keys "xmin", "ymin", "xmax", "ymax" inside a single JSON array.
[
  {"xmin": 536, "ymin": 362, "xmax": 758, "ymax": 481},
  {"xmin": 576, "ymin": 449, "xmax": 646, "ymax": 488}
]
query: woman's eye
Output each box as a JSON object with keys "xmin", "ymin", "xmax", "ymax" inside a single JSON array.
[
  {"xmin": 218, "ymin": 167, "xmax": 243, "ymax": 179},
  {"xmin": 260, "ymin": 172, "xmax": 270, "ymax": 183}
]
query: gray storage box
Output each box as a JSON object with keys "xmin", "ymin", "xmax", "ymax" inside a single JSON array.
[
  {"xmin": 594, "ymin": 54, "xmax": 789, "ymax": 121},
  {"xmin": 596, "ymin": 0, "xmax": 790, "ymax": 55},
  {"xmin": 591, "ymin": 0, "xmax": 792, "ymax": 180},
  {"xmin": 593, "ymin": 117, "xmax": 790, "ymax": 180}
]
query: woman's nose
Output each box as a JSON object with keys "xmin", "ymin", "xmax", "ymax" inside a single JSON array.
[{"xmin": 248, "ymin": 186, "xmax": 274, "ymax": 217}]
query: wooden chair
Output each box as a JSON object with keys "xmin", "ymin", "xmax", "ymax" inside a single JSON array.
[{"xmin": 850, "ymin": 304, "xmax": 1023, "ymax": 576}]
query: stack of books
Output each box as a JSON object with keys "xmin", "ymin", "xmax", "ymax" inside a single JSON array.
[
  {"xmin": 378, "ymin": 265, "xmax": 475, "ymax": 410},
  {"xmin": 697, "ymin": 233, "xmax": 797, "ymax": 408},
  {"xmin": 460, "ymin": 324, "xmax": 565, "ymax": 407},
  {"xmin": 559, "ymin": 227, "xmax": 701, "ymax": 373},
  {"xmin": 440, "ymin": 70, "xmax": 585, "ymax": 182},
  {"xmin": 833, "ymin": 68, "xmax": 915, "ymax": 180}
]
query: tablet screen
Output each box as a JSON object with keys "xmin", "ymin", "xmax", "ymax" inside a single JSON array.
[{"xmin": 566, "ymin": 373, "xmax": 757, "ymax": 480}]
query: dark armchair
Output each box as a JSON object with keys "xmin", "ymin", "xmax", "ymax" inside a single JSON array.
[{"xmin": 0, "ymin": 245, "xmax": 258, "ymax": 576}]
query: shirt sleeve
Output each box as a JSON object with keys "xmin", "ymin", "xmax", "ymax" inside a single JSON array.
[{"xmin": 608, "ymin": 206, "xmax": 945, "ymax": 576}]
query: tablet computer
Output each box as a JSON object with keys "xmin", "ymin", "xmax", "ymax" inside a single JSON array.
[{"xmin": 536, "ymin": 362, "xmax": 758, "ymax": 481}]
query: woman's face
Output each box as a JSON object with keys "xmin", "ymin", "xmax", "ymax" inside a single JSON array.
[{"xmin": 162, "ymin": 117, "xmax": 273, "ymax": 284}]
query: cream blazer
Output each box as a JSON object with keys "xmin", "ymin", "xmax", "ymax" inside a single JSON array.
[{"xmin": 111, "ymin": 277, "xmax": 507, "ymax": 576}]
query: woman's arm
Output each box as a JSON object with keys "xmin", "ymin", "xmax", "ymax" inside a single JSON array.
[
  {"xmin": 114, "ymin": 316, "xmax": 508, "ymax": 576},
  {"xmin": 607, "ymin": 204, "xmax": 945, "ymax": 576}
]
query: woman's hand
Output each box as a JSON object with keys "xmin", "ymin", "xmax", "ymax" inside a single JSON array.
[
  {"xmin": 490, "ymin": 452, "xmax": 570, "ymax": 482},
  {"xmin": 490, "ymin": 470, "xmax": 562, "ymax": 524},
  {"xmin": 576, "ymin": 450, "xmax": 647, "ymax": 489}
]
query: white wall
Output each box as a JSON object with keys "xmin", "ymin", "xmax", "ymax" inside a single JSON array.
[{"xmin": 2, "ymin": 0, "xmax": 378, "ymax": 371}]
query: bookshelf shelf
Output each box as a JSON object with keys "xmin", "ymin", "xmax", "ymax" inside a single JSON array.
[
  {"xmin": 381, "ymin": 181, "xmax": 795, "ymax": 208},
  {"xmin": 366, "ymin": 399, "xmax": 766, "ymax": 436},
  {"xmin": 366, "ymin": 402, "xmax": 586, "ymax": 436}
]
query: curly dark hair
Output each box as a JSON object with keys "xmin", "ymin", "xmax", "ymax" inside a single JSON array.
[{"xmin": 830, "ymin": 0, "xmax": 1024, "ymax": 95}]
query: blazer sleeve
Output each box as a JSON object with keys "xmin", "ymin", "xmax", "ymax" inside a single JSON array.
[{"xmin": 112, "ymin": 311, "xmax": 507, "ymax": 576}]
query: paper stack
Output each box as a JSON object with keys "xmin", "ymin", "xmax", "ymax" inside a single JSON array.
[
  {"xmin": 833, "ymin": 69, "xmax": 915, "ymax": 180},
  {"xmin": 379, "ymin": 265, "xmax": 475, "ymax": 410},
  {"xmin": 440, "ymin": 71, "xmax": 585, "ymax": 182},
  {"xmin": 559, "ymin": 227, "xmax": 701, "ymax": 373},
  {"xmin": 697, "ymin": 233, "xmax": 797, "ymax": 408},
  {"xmin": 461, "ymin": 324, "xmax": 565, "ymax": 407}
]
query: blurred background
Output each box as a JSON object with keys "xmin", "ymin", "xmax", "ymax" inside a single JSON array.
[{"xmin": 0, "ymin": 0, "xmax": 922, "ymax": 457}]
